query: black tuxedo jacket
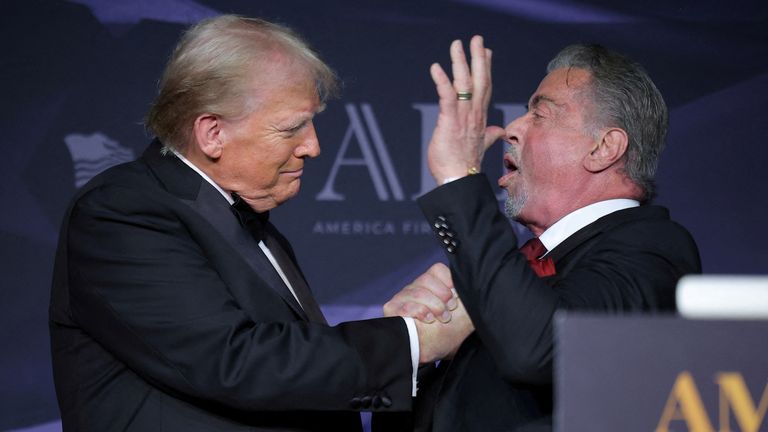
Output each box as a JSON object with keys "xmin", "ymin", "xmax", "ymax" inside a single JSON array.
[
  {"xmin": 411, "ymin": 175, "xmax": 701, "ymax": 432},
  {"xmin": 49, "ymin": 141, "xmax": 413, "ymax": 431}
]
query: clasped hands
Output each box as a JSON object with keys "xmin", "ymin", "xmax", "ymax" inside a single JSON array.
[{"xmin": 383, "ymin": 263, "xmax": 474, "ymax": 364}]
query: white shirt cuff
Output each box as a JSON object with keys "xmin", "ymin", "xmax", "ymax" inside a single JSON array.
[{"xmin": 402, "ymin": 316, "xmax": 419, "ymax": 396}]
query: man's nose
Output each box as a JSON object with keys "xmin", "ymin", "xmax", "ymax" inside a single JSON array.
[
  {"xmin": 297, "ymin": 122, "xmax": 320, "ymax": 158},
  {"xmin": 504, "ymin": 115, "xmax": 526, "ymax": 144}
]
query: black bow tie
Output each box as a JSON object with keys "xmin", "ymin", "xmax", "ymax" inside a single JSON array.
[{"xmin": 231, "ymin": 194, "xmax": 270, "ymax": 243}]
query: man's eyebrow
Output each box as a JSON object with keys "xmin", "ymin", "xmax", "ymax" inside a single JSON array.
[
  {"xmin": 293, "ymin": 105, "xmax": 325, "ymax": 123},
  {"xmin": 528, "ymin": 94, "xmax": 558, "ymax": 109}
]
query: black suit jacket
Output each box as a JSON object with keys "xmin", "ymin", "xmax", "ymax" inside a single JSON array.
[
  {"xmin": 49, "ymin": 141, "xmax": 413, "ymax": 431},
  {"xmin": 409, "ymin": 175, "xmax": 701, "ymax": 432}
]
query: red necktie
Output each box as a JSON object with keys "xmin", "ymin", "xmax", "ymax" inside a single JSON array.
[{"xmin": 519, "ymin": 237, "xmax": 556, "ymax": 277}]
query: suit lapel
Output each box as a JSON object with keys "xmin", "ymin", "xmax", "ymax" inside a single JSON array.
[
  {"xmin": 141, "ymin": 141, "xmax": 309, "ymax": 320},
  {"xmin": 548, "ymin": 205, "xmax": 669, "ymax": 267}
]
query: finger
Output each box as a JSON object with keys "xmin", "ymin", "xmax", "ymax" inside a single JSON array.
[
  {"xmin": 426, "ymin": 263, "xmax": 458, "ymax": 310},
  {"xmin": 470, "ymin": 36, "xmax": 489, "ymax": 115},
  {"xmin": 408, "ymin": 284, "xmax": 453, "ymax": 322},
  {"xmin": 421, "ymin": 267, "xmax": 454, "ymax": 301},
  {"xmin": 486, "ymin": 48, "xmax": 493, "ymax": 81},
  {"xmin": 403, "ymin": 302, "xmax": 439, "ymax": 323},
  {"xmin": 469, "ymin": 35, "xmax": 487, "ymax": 98},
  {"xmin": 386, "ymin": 283, "xmax": 452, "ymax": 322},
  {"xmin": 384, "ymin": 295, "xmax": 438, "ymax": 322},
  {"xmin": 430, "ymin": 62, "xmax": 458, "ymax": 117},
  {"xmin": 428, "ymin": 263, "xmax": 453, "ymax": 290},
  {"xmin": 484, "ymin": 48, "xmax": 493, "ymax": 107},
  {"xmin": 450, "ymin": 39, "xmax": 472, "ymax": 94},
  {"xmin": 484, "ymin": 125, "xmax": 506, "ymax": 151}
]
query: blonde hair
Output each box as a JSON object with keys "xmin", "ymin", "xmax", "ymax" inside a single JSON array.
[{"xmin": 146, "ymin": 15, "xmax": 338, "ymax": 150}]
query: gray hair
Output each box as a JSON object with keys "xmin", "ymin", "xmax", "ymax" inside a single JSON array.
[
  {"xmin": 547, "ymin": 44, "xmax": 668, "ymax": 202},
  {"xmin": 146, "ymin": 15, "xmax": 339, "ymax": 150}
]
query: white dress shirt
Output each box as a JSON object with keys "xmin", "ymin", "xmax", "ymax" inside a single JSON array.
[{"xmin": 538, "ymin": 199, "xmax": 640, "ymax": 254}]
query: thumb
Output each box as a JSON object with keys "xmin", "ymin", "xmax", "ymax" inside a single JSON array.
[
  {"xmin": 428, "ymin": 263, "xmax": 453, "ymax": 289},
  {"xmin": 484, "ymin": 125, "xmax": 506, "ymax": 151}
]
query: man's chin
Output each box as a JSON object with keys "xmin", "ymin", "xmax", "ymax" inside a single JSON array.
[
  {"xmin": 274, "ymin": 182, "xmax": 302, "ymax": 205},
  {"xmin": 504, "ymin": 194, "xmax": 527, "ymax": 220}
]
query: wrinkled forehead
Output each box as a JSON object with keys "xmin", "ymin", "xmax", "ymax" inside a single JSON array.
[
  {"xmin": 530, "ymin": 67, "xmax": 594, "ymax": 112},
  {"xmin": 536, "ymin": 67, "xmax": 592, "ymax": 97}
]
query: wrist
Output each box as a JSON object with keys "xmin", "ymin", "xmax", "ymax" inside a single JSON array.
[{"xmin": 438, "ymin": 166, "xmax": 481, "ymax": 185}]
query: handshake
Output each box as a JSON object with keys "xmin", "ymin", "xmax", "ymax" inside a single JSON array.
[{"xmin": 384, "ymin": 263, "xmax": 474, "ymax": 364}]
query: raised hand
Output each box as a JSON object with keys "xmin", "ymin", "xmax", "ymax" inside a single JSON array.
[{"xmin": 427, "ymin": 35, "xmax": 506, "ymax": 184}]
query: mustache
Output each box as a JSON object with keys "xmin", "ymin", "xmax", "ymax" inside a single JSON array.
[{"xmin": 505, "ymin": 145, "xmax": 518, "ymax": 159}]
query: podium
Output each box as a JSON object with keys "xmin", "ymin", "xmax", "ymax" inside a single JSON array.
[{"xmin": 555, "ymin": 315, "xmax": 768, "ymax": 431}]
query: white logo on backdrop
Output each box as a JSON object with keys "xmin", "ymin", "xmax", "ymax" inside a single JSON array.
[
  {"xmin": 64, "ymin": 132, "xmax": 135, "ymax": 188},
  {"xmin": 312, "ymin": 102, "xmax": 530, "ymax": 237},
  {"xmin": 317, "ymin": 102, "xmax": 525, "ymax": 202}
]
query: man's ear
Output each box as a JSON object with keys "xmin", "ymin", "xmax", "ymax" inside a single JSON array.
[
  {"xmin": 584, "ymin": 128, "xmax": 628, "ymax": 173},
  {"xmin": 192, "ymin": 114, "xmax": 224, "ymax": 159}
]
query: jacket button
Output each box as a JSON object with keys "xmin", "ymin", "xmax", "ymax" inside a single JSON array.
[
  {"xmin": 372, "ymin": 395, "xmax": 382, "ymax": 408},
  {"xmin": 349, "ymin": 397, "xmax": 362, "ymax": 409},
  {"xmin": 361, "ymin": 396, "xmax": 372, "ymax": 408},
  {"xmin": 381, "ymin": 395, "xmax": 393, "ymax": 407}
]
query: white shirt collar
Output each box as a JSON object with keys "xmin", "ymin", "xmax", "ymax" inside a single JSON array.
[
  {"xmin": 170, "ymin": 147, "xmax": 234, "ymax": 205},
  {"xmin": 538, "ymin": 199, "xmax": 639, "ymax": 254}
]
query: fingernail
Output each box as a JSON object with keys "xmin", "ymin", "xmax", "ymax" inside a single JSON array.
[
  {"xmin": 424, "ymin": 313, "xmax": 435, "ymax": 323},
  {"xmin": 446, "ymin": 298, "xmax": 458, "ymax": 310},
  {"xmin": 440, "ymin": 311, "xmax": 452, "ymax": 322}
]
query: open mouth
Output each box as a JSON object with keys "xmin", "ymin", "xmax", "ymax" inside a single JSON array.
[
  {"xmin": 504, "ymin": 154, "xmax": 518, "ymax": 173},
  {"xmin": 498, "ymin": 154, "xmax": 519, "ymax": 187}
]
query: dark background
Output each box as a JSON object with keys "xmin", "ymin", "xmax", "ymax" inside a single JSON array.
[{"xmin": 1, "ymin": 0, "xmax": 766, "ymax": 429}]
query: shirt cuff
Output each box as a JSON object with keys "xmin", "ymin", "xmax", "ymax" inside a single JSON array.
[{"xmin": 402, "ymin": 316, "xmax": 419, "ymax": 396}]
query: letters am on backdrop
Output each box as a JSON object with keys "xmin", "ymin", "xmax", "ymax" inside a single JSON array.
[
  {"xmin": 656, "ymin": 371, "xmax": 768, "ymax": 432},
  {"xmin": 556, "ymin": 315, "xmax": 768, "ymax": 432}
]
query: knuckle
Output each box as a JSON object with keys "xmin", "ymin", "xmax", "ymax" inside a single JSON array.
[{"xmin": 405, "ymin": 303, "xmax": 428, "ymax": 318}]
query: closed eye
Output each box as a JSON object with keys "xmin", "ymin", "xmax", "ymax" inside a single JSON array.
[{"xmin": 282, "ymin": 121, "xmax": 308, "ymax": 135}]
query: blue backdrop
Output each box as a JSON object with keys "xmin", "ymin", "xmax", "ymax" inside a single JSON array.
[{"xmin": 2, "ymin": 0, "xmax": 766, "ymax": 430}]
